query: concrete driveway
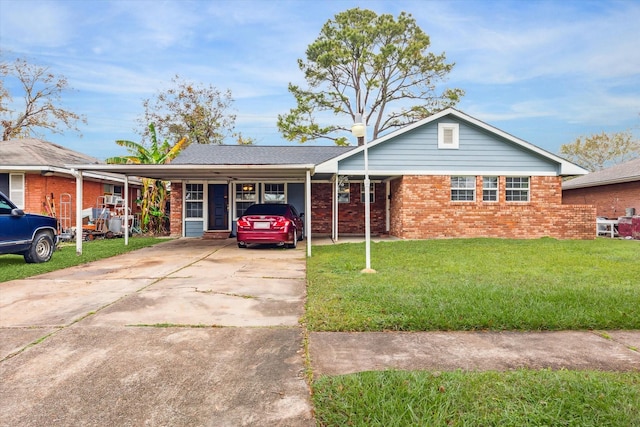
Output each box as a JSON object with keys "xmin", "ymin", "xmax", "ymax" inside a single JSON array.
[{"xmin": 0, "ymin": 239, "xmax": 313, "ymax": 426}]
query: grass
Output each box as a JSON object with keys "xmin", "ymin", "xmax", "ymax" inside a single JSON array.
[
  {"xmin": 313, "ymin": 369, "xmax": 640, "ymax": 426},
  {"xmin": 307, "ymin": 238, "xmax": 640, "ymax": 426},
  {"xmin": 0, "ymin": 237, "xmax": 165, "ymax": 282},
  {"xmin": 305, "ymin": 238, "xmax": 640, "ymax": 331}
]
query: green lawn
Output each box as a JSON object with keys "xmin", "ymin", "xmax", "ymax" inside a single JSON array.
[
  {"xmin": 313, "ymin": 369, "xmax": 640, "ymax": 427},
  {"xmin": 0, "ymin": 237, "xmax": 165, "ymax": 282},
  {"xmin": 305, "ymin": 238, "xmax": 640, "ymax": 331},
  {"xmin": 306, "ymin": 238, "xmax": 640, "ymax": 426}
]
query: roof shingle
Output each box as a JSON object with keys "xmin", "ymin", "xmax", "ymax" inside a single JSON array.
[
  {"xmin": 0, "ymin": 139, "xmax": 101, "ymax": 167},
  {"xmin": 562, "ymin": 158, "xmax": 640, "ymax": 189},
  {"xmin": 171, "ymin": 144, "xmax": 355, "ymax": 166}
]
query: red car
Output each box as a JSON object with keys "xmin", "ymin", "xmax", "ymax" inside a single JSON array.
[{"xmin": 236, "ymin": 203, "xmax": 304, "ymax": 249}]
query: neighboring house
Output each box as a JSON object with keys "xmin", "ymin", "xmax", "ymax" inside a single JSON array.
[
  {"xmin": 562, "ymin": 157, "xmax": 640, "ymax": 219},
  {"xmin": 0, "ymin": 139, "xmax": 141, "ymax": 230},
  {"xmin": 69, "ymin": 108, "xmax": 595, "ymax": 242}
]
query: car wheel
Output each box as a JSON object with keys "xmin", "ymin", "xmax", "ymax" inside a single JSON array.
[
  {"xmin": 287, "ymin": 229, "xmax": 297, "ymax": 249},
  {"xmin": 298, "ymin": 225, "xmax": 304, "ymax": 241},
  {"xmin": 24, "ymin": 232, "xmax": 54, "ymax": 263},
  {"xmin": 238, "ymin": 242, "xmax": 247, "ymax": 248}
]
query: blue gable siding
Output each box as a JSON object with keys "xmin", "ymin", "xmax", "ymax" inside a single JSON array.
[{"xmin": 339, "ymin": 117, "xmax": 559, "ymax": 175}]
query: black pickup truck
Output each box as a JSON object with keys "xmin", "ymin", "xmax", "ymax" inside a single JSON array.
[{"xmin": 0, "ymin": 191, "xmax": 59, "ymax": 263}]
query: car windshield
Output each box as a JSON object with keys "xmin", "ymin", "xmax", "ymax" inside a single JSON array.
[{"xmin": 243, "ymin": 204, "xmax": 288, "ymax": 216}]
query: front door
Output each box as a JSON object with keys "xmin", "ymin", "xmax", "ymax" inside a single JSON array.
[{"xmin": 208, "ymin": 184, "xmax": 228, "ymax": 230}]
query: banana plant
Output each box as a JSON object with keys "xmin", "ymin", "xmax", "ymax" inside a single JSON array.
[{"xmin": 106, "ymin": 123, "xmax": 187, "ymax": 234}]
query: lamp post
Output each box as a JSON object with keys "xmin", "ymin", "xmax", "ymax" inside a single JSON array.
[{"xmin": 351, "ymin": 114, "xmax": 376, "ymax": 274}]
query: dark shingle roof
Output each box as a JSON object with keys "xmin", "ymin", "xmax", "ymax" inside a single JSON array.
[
  {"xmin": 562, "ymin": 157, "xmax": 640, "ymax": 189},
  {"xmin": 0, "ymin": 138, "xmax": 101, "ymax": 167},
  {"xmin": 172, "ymin": 144, "xmax": 355, "ymax": 166}
]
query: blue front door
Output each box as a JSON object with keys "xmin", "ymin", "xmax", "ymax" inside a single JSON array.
[{"xmin": 208, "ymin": 184, "xmax": 228, "ymax": 230}]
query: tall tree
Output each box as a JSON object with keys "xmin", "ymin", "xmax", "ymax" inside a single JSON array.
[
  {"xmin": 278, "ymin": 8, "xmax": 464, "ymax": 146},
  {"xmin": 559, "ymin": 130, "xmax": 640, "ymax": 172},
  {"xmin": 0, "ymin": 57, "xmax": 86, "ymax": 140},
  {"xmin": 106, "ymin": 123, "xmax": 187, "ymax": 234},
  {"xmin": 139, "ymin": 75, "xmax": 243, "ymax": 145}
]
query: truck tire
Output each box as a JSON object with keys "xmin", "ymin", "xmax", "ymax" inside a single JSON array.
[{"xmin": 24, "ymin": 232, "xmax": 54, "ymax": 263}]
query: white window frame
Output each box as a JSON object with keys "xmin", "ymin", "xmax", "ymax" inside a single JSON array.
[
  {"xmin": 438, "ymin": 123, "xmax": 459, "ymax": 149},
  {"xmin": 9, "ymin": 173, "xmax": 25, "ymax": 209},
  {"xmin": 360, "ymin": 182, "xmax": 375, "ymax": 203},
  {"xmin": 262, "ymin": 182, "xmax": 287, "ymax": 204},
  {"xmin": 184, "ymin": 183, "xmax": 204, "ymax": 219},
  {"xmin": 450, "ymin": 176, "xmax": 476, "ymax": 201},
  {"xmin": 235, "ymin": 182, "xmax": 257, "ymax": 218},
  {"xmin": 505, "ymin": 177, "xmax": 530, "ymax": 202},
  {"xmin": 482, "ymin": 176, "xmax": 499, "ymax": 202}
]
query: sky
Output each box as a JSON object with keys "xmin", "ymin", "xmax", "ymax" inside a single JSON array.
[{"xmin": 1, "ymin": 0, "xmax": 639, "ymax": 161}]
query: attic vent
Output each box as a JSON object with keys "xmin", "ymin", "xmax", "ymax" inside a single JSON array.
[
  {"xmin": 438, "ymin": 123, "xmax": 459, "ymax": 149},
  {"xmin": 443, "ymin": 128, "xmax": 454, "ymax": 144}
]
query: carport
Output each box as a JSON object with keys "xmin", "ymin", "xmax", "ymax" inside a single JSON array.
[{"xmin": 68, "ymin": 163, "xmax": 316, "ymax": 257}]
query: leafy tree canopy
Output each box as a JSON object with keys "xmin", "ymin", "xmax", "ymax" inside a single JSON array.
[
  {"xmin": 559, "ymin": 130, "xmax": 640, "ymax": 172},
  {"xmin": 139, "ymin": 75, "xmax": 251, "ymax": 145},
  {"xmin": 278, "ymin": 8, "xmax": 464, "ymax": 145},
  {"xmin": 1, "ymin": 57, "xmax": 86, "ymax": 141}
]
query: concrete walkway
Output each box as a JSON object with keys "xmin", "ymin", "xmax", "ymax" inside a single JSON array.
[{"xmin": 1, "ymin": 238, "xmax": 639, "ymax": 426}]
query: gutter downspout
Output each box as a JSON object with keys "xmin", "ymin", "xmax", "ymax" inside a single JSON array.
[
  {"xmin": 124, "ymin": 175, "xmax": 129, "ymax": 246},
  {"xmin": 306, "ymin": 169, "xmax": 312, "ymax": 257},
  {"xmin": 72, "ymin": 169, "xmax": 83, "ymax": 256}
]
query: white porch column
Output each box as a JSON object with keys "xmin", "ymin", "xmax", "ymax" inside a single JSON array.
[
  {"xmin": 386, "ymin": 180, "xmax": 391, "ymax": 233},
  {"xmin": 74, "ymin": 169, "xmax": 83, "ymax": 256},
  {"xmin": 332, "ymin": 175, "xmax": 338, "ymax": 242},
  {"xmin": 124, "ymin": 175, "xmax": 129, "ymax": 246},
  {"xmin": 306, "ymin": 169, "xmax": 312, "ymax": 257}
]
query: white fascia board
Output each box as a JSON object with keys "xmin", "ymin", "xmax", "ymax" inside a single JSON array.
[
  {"xmin": 338, "ymin": 169, "xmax": 559, "ymax": 177},
  {"xmin": 68, "ymin": 163, "xmax": 315, "ymax": 172},
  {"xmin": 0, "ymin": 165, "xmax": 136, "ymax": 183}
]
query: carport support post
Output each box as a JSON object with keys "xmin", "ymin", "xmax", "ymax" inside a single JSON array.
[
  {"xmin": 306, "ymin": 169, "xmax": 311, "ymax": 257},
  {"xmin": 124, "ymin": 175, "xmax": 129, "ymax": 246},
  {"xmin": 74, "ymin": 169, "xmax": 83, "ymax": 256}
]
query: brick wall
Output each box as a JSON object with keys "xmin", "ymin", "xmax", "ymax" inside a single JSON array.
[
  {"xmin": 563, "ymin": 181, "xmax": 639, "ymax": 218},
  {"xmin": 311, "ymin": 182, "xmax": 387, "ymax": 235},
  {"xmin": 24, "ymin": 174, "xmax": 104, "ymax": 223},
  {"xmin": 390, "ymin": 175, "xmax": 595, "ymax": 240},
  {"xmin": 169, "ymin": 182, "xmax": 183, "ymax": 237},
  {"xmin": 23, "ymin": 173, "xmax": 140, "ymax": 226}
]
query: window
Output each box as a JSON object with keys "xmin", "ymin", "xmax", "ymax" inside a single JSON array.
[
  {"xmin": 235, "ymin": 183, "xmax": 257, "ymax": 217},
  {"xmin": 438, "ymin": 123, "xmax": 459, "ymax": 149},
  {"xmin": 482, "ymin": 176, "xmax": 498, "ymax": 202},
  {"xmin": 185, "ymin": 183, "xmax": 204, "ymax": 218},
  {"xmin": 338, "ymin": 179, "xmax": 350, "ymax": 203},
  {"xmin": 450, "ymin": 176, "xmax": 475, "ymax": 201},
  {"xmin": 360, "ymin": 182, "xmax": 375, "ymax": 203},
  {"xmin": 9, "ymin": 173, "xmax": 25, "ymax": 209},
  {"xmin": 263, "ymin": 183, "xmax": 285, "ymax": 203},
  {"xmin": 506, "ymin": 177, "xmax": 530, "ymax": 201},
  {"xmin": 0, "ymin": 193, "xmax": 13, "ymax": 215}
]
